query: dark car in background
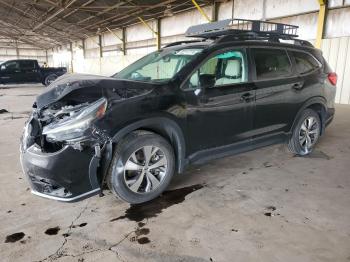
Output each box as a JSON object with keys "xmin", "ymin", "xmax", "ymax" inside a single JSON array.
[
  {"xmin": 0, "ymin": 59, "xmax": 67, "ymax": 86},
  {"xmin": 20, "ymin": 19, "xmax": 336, "ymax": 204}
]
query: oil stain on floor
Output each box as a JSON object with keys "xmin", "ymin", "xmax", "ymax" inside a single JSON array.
[
  {"xmin": 137, "ymin": 237, "xmax": 151, "ymax": 244},
  {"xmin": 45, "ymin": 226, "xmax": 60, "ymax": 235},
  {"xmin": 72, "ymin": 223, "xmax": 87, "ymax": 228},
  {"xmin": 5, "ymin": 232, "xmax": 25, "ymax": 243},
  {"xmin": 129, "ymin": 220, "xmax": 151, "ymax": 245},
  {"xmin": 110, "ymin": 184, "xmax": 204, "ymax": 222}
]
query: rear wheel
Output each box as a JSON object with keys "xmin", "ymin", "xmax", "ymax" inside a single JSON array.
[
  {"xmin": 288, "ymin": 109, "xmax": 321, "ymax": 155},
  {"xmin": 44, "ymin": 74, "xmax": 57, "ymax": 86},
  {"xmin": 107, "ymin": 131, "xmax": 175, "ymax": 204}
]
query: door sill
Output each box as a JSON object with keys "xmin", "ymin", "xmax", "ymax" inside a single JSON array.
[{"xmin": 187, "ymin": 133, "xmax": 287, "ymax": 166}]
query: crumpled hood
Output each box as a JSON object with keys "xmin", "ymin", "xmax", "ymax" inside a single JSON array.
[{"xmin": 35, "ymin": 73, "xmax": 155, "ymax": 109}]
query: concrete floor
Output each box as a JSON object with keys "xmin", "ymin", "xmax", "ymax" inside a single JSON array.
[{"xmin": 0, "ymin": 84, "xmax": 349, "ymax": 262}]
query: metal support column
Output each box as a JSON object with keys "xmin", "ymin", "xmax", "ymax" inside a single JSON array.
[
  {"xmin": 212, "ymin": 0, "xmax": 219, "ymax": 22},
  {"xmin": 98, "ymin": 34, "xmax": 103, "ymax": 58},
  {"xmin": 315, "ymin": 0, "xmax": 327, "ymax": 49},
  {"xmin": 106, "ymin": 27, "xmax": 126, "ymax": 54},
  {"xmin": 138, "ymin": 17, "xmax": 160, "ymax": 50},
  {"xmin": 122, "ymin": 27, "xmax": 126, "ymax": 55},
  {"xmin": 156, "ymin": 18, "xmax": 161, "ymax": 50},
  {"xmin": 69, "ymin": 42, "xmax": 74, "ymax": 73},
  {"xmin": 15, "ymin": 40, "xmax": 19, "ymax": 59},
  {"xmin": 82, "ymin": 38, "xmax": 85, "ymax": 59},
  {"xmin": 262, "ymin": 0, "xmax": 267, "ymax": 21}
]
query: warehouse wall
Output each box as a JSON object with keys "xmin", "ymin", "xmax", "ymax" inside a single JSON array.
[
  {"xmin": 50, "ymin": 0, "xmax": 350, "ymax": 104},
  {"xmin": 322, "ymin": 37, "xmax": 350, "ymax": 104},
  {"xmin": 0, "ymin": 40, "xmax": 48, "ymax": 65}
]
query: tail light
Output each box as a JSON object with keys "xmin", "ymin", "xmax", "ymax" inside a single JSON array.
[{"xmin": 328, "ymin": 72, "xmax": 337, "ymax": 86}]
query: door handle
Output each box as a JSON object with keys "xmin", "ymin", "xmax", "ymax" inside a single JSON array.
[
  {"xmin": 240, "ymin": 93, "xmax": 254, "ymax": 102},
  {"xmin": 292, "ymin": 82, "xmax": 304, "ymax": 90}
]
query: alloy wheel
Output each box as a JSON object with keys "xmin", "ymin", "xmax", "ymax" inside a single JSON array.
[
  {"xmin": 299, "ymin": 116, "xmax": 319, "ymax": 153},
  {"xmin": 123, "ymin": 146, "xmax": 168, "ymax": 194}
]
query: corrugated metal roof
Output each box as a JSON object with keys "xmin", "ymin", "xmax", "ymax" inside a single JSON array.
[{"xmin": 0, "ymin": 0, "xmax": 212, "ymax": 49}]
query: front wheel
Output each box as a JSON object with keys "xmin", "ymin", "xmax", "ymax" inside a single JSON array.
[
  {"xmin": 44, "ymin": 74, "xmax": 57, "ymax": 86},
  {"xmin": 288, "ymin": 109, "xmax": 321, "ymax": 156},
  {"xmin": 107, "ymin": 131, "xmax": 175, "ymax": 204}
]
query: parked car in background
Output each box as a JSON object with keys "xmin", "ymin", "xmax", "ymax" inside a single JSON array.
[
  {"xmin": 20, "ymin": 19, "xmax": 336, "ymax": 204},
  {"xmin": 0, "ymin": 59, "xmax": 67, "ymax": 86}
]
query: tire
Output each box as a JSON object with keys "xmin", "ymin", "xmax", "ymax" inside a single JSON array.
[
  {"xmin": 107, "ymin": 131, "xmax": 175, "ymax": 204},
  {"xmin": 288, "ymin": 109, "xmax": 321, "ymax": 156},
  {"xmin": 44, "ymin": 74, "xmax": 57, "ymax": 86}
]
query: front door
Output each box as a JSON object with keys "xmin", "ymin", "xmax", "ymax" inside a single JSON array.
[
  {"xmin": 0, "ymin": 61, "xmax": 22, "ymax": 84},
  {"xmin": 182, "ymin": 48, "xmax": 255, "ymax": 155}
]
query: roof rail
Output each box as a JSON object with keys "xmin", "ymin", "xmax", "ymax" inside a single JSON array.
[
  {"xmin": 163, "ymin": 40, "xmax": 204, "ymax": 48},
  {"xmin": 185, "ymin": 19, "xmax": 299, "ymax": 39}
]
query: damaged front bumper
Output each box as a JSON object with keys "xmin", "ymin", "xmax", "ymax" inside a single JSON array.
[
  {"xmin": 20, "ymin": 144, "xmax": 101, "ymax": 202},
  {"xmin": 20, "ymin": 115, "xmax": 111, "ymax": 202}
]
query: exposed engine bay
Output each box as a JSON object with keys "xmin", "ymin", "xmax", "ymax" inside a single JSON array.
[{"xmin": 40, "ymin": 102, "xmax": 90, "ymax": 125}]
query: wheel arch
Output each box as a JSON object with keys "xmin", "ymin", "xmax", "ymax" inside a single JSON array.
[
  {"xmin": 291, "ymin": 97, "xmax": 328, "ymax": 136},
  {"xmin": 111, "ymin": 117, "xmax": 187, "ymax": 174}
]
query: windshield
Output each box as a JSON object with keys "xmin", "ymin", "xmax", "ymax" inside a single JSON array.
[{"xmin": 113, "ymin": 47, "xmax": 204, "ymax": 83}]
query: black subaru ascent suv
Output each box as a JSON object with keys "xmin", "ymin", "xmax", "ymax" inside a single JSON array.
[{"xmin": 20, "ymin": 19, "xmax": 336, "ymax": 204}]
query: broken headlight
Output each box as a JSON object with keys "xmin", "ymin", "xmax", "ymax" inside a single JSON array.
[{"xmin": 42, "ymin": 97, "xmax": 107, "ymax": 142}]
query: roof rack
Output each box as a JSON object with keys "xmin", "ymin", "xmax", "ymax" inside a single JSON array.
[{"xmin": 185, "ymin": 19, "xmax": 299, "ymax": 39}]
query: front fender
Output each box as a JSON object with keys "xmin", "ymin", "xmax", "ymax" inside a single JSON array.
[{"xmin": 112, "ymin": 117, "xmax": 187, "ymax": 174}]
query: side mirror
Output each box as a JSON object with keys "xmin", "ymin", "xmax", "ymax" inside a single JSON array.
[{"xmin": 0, "ymin": 65, "xmax": 5, "ymax": 71}]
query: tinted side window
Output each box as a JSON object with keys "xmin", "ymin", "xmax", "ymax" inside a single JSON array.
[
  {"xmin": 293, "ymin": 51, "xmax": 320, "ymax": 74},
  {"xmin": 252, "ymin": 49, "xmax": 292, "ymax": 80},
  {"xmin": 3, "ymin": 61, "xmax": 20, "ymax": 70},
  {"xmin": 19, "ymin": 61, "xmax": 35, "ymax": 70}
]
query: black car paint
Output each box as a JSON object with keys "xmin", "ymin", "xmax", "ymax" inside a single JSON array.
[
  {"xmin": 20, "ymin": 41, "xmax": 336, "ymax": 202},
  {"xmin": 0, "ymin": 59, "xmax": 66, "ymax": 84}
]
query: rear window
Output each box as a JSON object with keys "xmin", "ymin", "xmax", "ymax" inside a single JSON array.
[
  {"xmin": 293, "ymin": 51, "xmax": 321, "ymax": 74},
  {"xmin": 252, "ymin": 48, "xmax": 292, "ymax": 80}
]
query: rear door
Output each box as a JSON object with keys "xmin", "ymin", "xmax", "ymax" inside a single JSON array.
[
  {"xmin": 182, "ymin": 48, "xmax": 255, "ymax": 153},
  {"xmin": 250, "ymin": 47, "xmax": 302, "ymax": 139}
]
